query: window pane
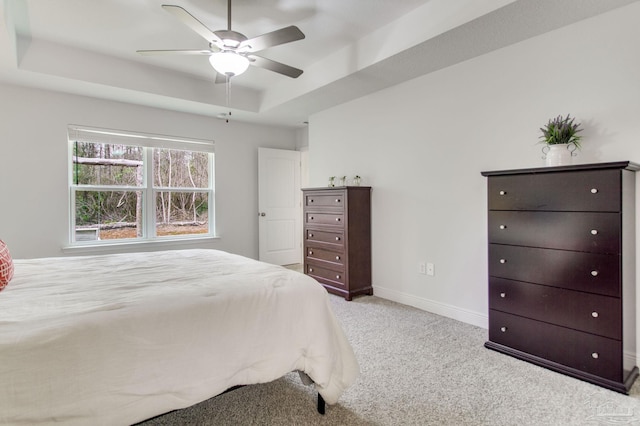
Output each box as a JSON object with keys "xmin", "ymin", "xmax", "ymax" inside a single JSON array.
[
  {"xmin": 73, "ymin": 142, "xmax": 143, "ymax": 186},
  {"xmin": 153, "ymin": 149, "xmax": 209, "ymax": 188},
  {"xmin": 155, "ymin": 191, "xmax": 209, "ymax": 237},
  {"xmin": 75, "ymin": 190, "xmax": 143, "ymax": 241}
]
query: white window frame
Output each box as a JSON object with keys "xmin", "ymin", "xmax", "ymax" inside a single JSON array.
[{"xmin": 67, "ymin": 125, "xmax": 215, "ymax": 249}]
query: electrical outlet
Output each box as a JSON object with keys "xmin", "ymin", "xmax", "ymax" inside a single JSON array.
[
  {"xmin": 426, "ymin": 263, "xmax": 435, "ymax": 276},
  {"xmin": 418, "ymin": 262, "xmax": 426, "ymax": 274}
]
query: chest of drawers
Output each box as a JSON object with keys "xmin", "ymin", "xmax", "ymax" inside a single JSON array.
[
  {"xmin": 302, "ymin": 187, "xmax": 372, "ymax": 301},
  {"xmin": 481, "ymin": 162, "xmax": 639, "ymax": 393}
]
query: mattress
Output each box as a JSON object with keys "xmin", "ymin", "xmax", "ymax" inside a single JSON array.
[{"xmin": 0, "ymin": 249, "xmax": 359, "ymax": 425}]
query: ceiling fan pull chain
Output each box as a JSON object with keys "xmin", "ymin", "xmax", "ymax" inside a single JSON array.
[
  {"xmin": 227, "ymin": 0, "xmax": 232, "ymax": 31},
  {"xmin": 225, "ymin": 75, "xmax": 231, "ymax": 123}
]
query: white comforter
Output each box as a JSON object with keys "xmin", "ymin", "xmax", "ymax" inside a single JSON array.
[{"xmin": 0, "ymin": 249, "xmax": 359, "ymax": 425}]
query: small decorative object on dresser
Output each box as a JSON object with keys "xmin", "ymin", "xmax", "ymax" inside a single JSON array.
[
  {"xmin": 539, "ymin": 114, "xmax": 583, "ymax": 166},
  {"xmin": 302, "ymin": 186, "xmax": 372, "ymax": 301},
  {"xmin": 481, "ymin": 161, "xmax": 640, "ymax": 394}
]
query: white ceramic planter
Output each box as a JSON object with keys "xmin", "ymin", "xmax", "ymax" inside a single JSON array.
[{"xmin": 544, "ymin": 143, "xmax": 576, "ymax": 166}]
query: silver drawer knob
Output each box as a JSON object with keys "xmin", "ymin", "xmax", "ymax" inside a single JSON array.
[
  {"xmin": 336, "ymin": 217, "xmax": 341, "ymax": 222},
  {"xmin": 592, "ymin": 352, "xmax": 599, "ymax": 359},
  {"xmin": 591, "ymin": 270, "xmax": 599, "ymax": 277},
  {"xmin": 591, "ymin": 188, "xmax": 598, "ymax": 194},
  {"xmin": 309, "ymin": 199, "xmax": 314, "ymax": 202},
  {"xmin": 592, "ymin": 311, "xmax": 599, "ymax": 318},
  {"xmin": 499, "ymin": 259, "xmax": 507, "ymax": 264},
  {"xmin": 500, "ymin": 292, "xmax": 506, "ymax": 298},
  {"xmin": 310, "ymin": 216, "xmax": 314, "ymax": 220},
  {"xmin": 500, "ymin": 327, "xmax": 507, "ymax": 332},
  {"xmin": 499, "ymin": 191, "xmax": 507, "ymax": 196},
  {"xmin": 591, "ymin": 229, "xmax": 598, "ymax": 235},
  {"xmin": 335, "ymin": 199, "xmax": 341, "ymax": 203},
  {"xmin": 335, "ymin": 237, "xmax": 341, "ymax": 241},
  {"xmin": 336, "ymin": 275, "xmax": 341, "ymax": 279},
  {"xmin": 309, "ymin": 233, "xmax": 314, "ymax": 238},
  {"xmin": 335, "ymin": 256, "xmax": 340, "ymax": 260},
  {"xmin": 309, "ymin": 250, "xmax": 313, "ymax": 255},
  {"xmin": 309, "ymin": 268, "xmax": 313, "ymax": 272},
  {"xmin": 499, "ymin": 225, "xmax": 507, "ymax": 230}
]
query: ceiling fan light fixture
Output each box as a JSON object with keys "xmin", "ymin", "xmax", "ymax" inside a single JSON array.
[{"xmin": 209, "ymin": 51, "xmax": 250, "ymax": 77}]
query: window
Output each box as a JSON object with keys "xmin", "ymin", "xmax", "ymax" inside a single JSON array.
[{"xmin": 69, "ymin": 126, "xmax": 214, "ymax": 245}]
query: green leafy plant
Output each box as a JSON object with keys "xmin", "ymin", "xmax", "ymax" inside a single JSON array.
[{"xmin": 539, "ymin": 114, "xmax": 583, "ymax": 149}]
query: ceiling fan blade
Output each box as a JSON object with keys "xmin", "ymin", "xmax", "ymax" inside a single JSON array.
[
  {"xmin": 240, "ymin": 26, "xmax": 305, "ymax": 53},
  {"xmin": 162, "ymin": 5, "xmax": 223, "ymax": 45},
  {"xmin": 137, "ymin": 49, "xmax": 215, "ymax": 56},
  {"xmin": 249, "ymin": 55, "xmax": 303, "ymax": 78}
]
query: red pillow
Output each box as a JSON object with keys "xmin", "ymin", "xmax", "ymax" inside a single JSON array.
[{"xmin": 0, "ymin": 240, "xmax": 14, "ymax": 290}]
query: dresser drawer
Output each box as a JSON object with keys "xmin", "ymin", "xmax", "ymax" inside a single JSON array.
[
  {"xmin": 489, "ymin": 277, "xmax": 621, "ymax": 339},
  {"xmin": 305, "ymin": 212, "xmax": 345, "ymax": 227},
  {"xmin": 489, "ymin": 310, "xmax": 622, "ymax": 381},
  {"xmin": 488, "ymin": 211, "xmax": 620, "ymax": 254},
  {"xmin": 489, "ymin": 244, "xmax": 620, "ymax": 297},
  {"xmin": 305, "ymin": 245, "xmax": 345, "ymax": 267},
  {"xmin": 488, "ymin": 169, "xmax": 621, "ymax": 212},
  {"xmin": 305, "ymin": 262, "xmax": 346, "ymax": 288},
  {"xmin": 304, "ymin": 192, "xmax": 345, "ymax": 210},
  {"xmin": 305, "ymin": 228, "xmax": 344, "ymax": 247}
]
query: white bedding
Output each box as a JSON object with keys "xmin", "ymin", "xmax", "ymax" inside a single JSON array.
[{"xmin": 0, "ymin": 249, "xmax": 359, "ymax": 425}]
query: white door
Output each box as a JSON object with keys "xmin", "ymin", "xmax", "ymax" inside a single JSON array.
[{"xmin": 258, "ymin": 148, "xmax": 301, "ymax": 265}]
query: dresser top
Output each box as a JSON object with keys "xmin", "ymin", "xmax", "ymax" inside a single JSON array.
[
  {"xmin": 481, "ymin": 161, "xmax": 640, "ymax": 177},
  {"xmin": 302, "ymin": 186, "xmax": 372, "ymax": 191}
]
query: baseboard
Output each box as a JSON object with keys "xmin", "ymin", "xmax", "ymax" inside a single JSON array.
[
  {"xmin": 372, "ymin": 286, "xmax": 488, "ymax": 329},
  {"xmin": 625, "ymin": 350, "xmax": 638, "ymax": 370}
]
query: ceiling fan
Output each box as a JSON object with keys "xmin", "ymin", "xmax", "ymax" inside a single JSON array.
[{"xmin": 137, "ymin": 1, "xmax": 305, "ymax": 82}]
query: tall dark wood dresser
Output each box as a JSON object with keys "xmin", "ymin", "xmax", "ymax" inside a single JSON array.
[
  {"xmin": 481, "ymin": 161, "xmax": 639, "ymax": 393},
  {"xmin": 302, "ymin": 186, "xmax": 372, "ymax": 301}
]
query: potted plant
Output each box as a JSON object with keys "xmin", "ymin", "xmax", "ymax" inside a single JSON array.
[{"xmin": 539, "ymin": 114, "xmax": 583, "ymax": 166}]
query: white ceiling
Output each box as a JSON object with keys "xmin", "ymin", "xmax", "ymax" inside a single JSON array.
[{"xmin": 0, "ymin": 0, "xmax": 637, "ymax": 127}]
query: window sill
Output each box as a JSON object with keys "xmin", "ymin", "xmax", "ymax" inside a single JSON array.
[{"xmin": 62, "ymin": 235, "xmax": 220, "ymax": 255}]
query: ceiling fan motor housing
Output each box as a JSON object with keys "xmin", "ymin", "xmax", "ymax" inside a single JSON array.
[{"xmin": 214, "ymin": 30, "xmax": 248, "ymax": 49}]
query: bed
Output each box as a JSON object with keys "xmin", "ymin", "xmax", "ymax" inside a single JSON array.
[{"xmin": 0, "ymin": 248, "xmax": 359, "ymax": 425}]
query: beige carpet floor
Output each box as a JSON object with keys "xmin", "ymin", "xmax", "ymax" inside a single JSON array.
[{"xmin": 139, "ymin": 294, "xmax": 640, "ymax": 425}]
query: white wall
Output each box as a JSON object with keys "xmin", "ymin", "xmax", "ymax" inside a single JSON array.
[
  {"xmin": 0, "ymin": 84, "xmax": 297, "ymax": 259},
  {"xmin": 309, "ymin": 3, "xmax": 640, "ymax": 328}
]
